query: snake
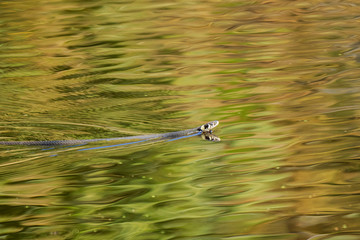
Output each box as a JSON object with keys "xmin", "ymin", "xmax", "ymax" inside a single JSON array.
[{"xmin": 0, "ymin": 121, "xmax": 220, "ymax": 146}]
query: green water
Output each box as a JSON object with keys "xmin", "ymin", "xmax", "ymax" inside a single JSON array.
[{"xmin": 1, "ymin": 0, "xmax": 360, "ymax": 239}]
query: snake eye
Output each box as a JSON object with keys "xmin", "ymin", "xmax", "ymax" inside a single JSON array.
[{"xmin": 200, "ymin": 124, "xmax": 209, "ymax": 131}]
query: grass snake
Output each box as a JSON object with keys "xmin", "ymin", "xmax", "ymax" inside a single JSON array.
[{"xmin": 0, "ymin": 121, "xmax": 220, "ymax": 146}]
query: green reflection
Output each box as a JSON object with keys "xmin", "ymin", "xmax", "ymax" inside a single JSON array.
[{"xmin": 1, "ymin": 0, "xmax": 360, "ymax": 239}]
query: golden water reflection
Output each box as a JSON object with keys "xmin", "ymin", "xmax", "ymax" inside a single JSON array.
[{"xmin": 1, "ymin": 0, "xmax": 360, "ymax": 239}]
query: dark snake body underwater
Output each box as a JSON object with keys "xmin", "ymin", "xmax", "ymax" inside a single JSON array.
[{"xmin": 0, "ymin": 121, "xmax": 220, "ymax": 146}]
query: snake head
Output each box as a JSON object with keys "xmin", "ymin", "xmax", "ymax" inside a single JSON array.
[{"xmin": 198, "ymin": 120, "xmax": 219, "ymax": 132}]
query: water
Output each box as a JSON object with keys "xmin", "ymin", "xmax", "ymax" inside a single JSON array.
[{"xmin": 1, "ymin": 0, "xmax": 360, "ymax": 239}]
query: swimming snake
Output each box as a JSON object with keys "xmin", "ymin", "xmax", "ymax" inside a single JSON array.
[{"xmin": 0, "ymin": 121, "xmax": 220, "ymax": 146}]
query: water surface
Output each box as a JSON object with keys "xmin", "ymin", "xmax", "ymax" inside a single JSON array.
[{"xmin": 1, "ymin": 0, "xmax": 360, "ymax": 239}]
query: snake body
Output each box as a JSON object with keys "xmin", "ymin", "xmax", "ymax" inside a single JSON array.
[{"xmin": 0, "ymin": 121, "xmax": 219, "ymax": 146}]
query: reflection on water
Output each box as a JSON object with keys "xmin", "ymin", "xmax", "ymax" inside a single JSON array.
[{"xmin": 1, "ymin": 0, "xmax": 360, "ymax": 239}]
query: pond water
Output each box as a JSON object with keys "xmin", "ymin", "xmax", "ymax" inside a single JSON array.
[{"xmin": 1, "ymin": 0, "xmax": 360, "ymax": 239}]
